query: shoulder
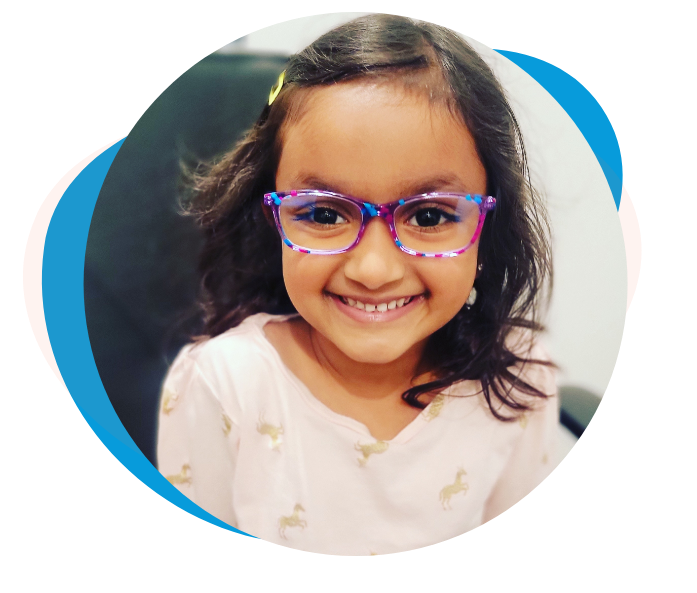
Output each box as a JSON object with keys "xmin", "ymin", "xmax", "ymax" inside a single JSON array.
[
  {"xmin": 184, "ymin": 314, "xmax": 275, "ymax": 371},
  {"xmin": 164, "ymin": 313, "xmax": 291, "ymax": 409},
  {"xmin": 498, "ymin": 328, "xmax": 558, "ymax": 411},
  {"xmin": 506, "ymin": 329, "xmax": 556, "ymax": 398}
]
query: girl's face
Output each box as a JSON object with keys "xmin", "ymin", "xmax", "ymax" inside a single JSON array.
[{"xmin": 275, "ymin": 81, "xmax": 487, "ymax": 366}]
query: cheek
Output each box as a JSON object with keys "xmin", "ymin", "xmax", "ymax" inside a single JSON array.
[
  {"xmin": 424, "ymin": 250, "xmax": 478, "ymax": 309},
  {"xmin": 282, "ymin": 250, "xmax": 335, "ymax": 306},
  {"xmin": 282, "ymin": 251, "xmax": 308, "ymax": 301}
]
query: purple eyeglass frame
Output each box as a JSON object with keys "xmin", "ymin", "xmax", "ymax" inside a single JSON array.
[{"xmin": 263, "ymin": 189, "xmax": 496, "ymax": 258}]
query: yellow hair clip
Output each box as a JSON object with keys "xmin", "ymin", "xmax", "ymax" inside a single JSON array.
[{"xmin": 268, "ymin": 70, "xmax": 286, "ymax": 106}]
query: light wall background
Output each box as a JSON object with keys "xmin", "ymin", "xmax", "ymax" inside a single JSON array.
[{"xmin": 221, "ymin": 13, "xmax": 627, "ymax": 398}]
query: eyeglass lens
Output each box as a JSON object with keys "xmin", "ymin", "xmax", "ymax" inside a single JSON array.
[{"xmin": 278, "ymin": 193, "xmax": 482, "ymax": 254}]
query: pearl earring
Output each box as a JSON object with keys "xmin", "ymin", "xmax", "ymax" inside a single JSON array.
[{"xmin": 466, "ymin": 286, "xmax": 477, "ymax": 307}]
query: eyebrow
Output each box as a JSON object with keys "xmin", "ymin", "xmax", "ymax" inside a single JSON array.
[{"xmin": 290, "ymin": 173, "xmax": 470, "ymax": 198}]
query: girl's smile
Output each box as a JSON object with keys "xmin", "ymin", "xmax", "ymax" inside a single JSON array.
[
  {"xmin": 276, "ymin": 80, "xmax": 487, "ymax": 365},
  {"xmin": 328, "ymin": 291, "xmax": 425, "ymax": 322}
]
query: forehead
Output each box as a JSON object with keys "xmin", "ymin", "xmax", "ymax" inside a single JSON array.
[{"xmin": 276, "ymin": 81, "xmax": 487, "ymax": 201}]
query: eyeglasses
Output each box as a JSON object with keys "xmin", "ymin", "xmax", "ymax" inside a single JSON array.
[{"xmin": 263, "ymin": 190, "xmax": 496, "ymax": 257}]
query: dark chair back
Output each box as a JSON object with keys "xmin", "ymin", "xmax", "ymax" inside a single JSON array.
[
  {"xmin": 85, "ymin": 53, "xmax": 287, "ymax": 464},
  {"xmin": 559, "ymin": 385, "xmax": 601, "ymax": 438}
]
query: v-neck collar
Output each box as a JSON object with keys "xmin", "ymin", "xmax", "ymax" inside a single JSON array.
[{"xmin": 249, "ymin": 313, "xmax": 442, "ymax": 445}]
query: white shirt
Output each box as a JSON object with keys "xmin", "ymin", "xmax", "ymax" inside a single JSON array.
[{"xmin": 157, "ymin": 313, "xmax": 558, "ymax": 555}]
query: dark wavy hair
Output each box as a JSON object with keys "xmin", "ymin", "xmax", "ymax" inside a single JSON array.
[{"xmin": 183, "ymin": 14, "xmax": 554, "ymax": 420}]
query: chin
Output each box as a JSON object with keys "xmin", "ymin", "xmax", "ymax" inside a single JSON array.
[{"xmin": 335, "ymin": 339, "xmax": 413, "ymax": 365}]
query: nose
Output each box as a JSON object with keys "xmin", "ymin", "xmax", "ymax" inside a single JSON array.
[{"xmin": 343, "ymin": 218, "xmax": 405, "ymax": 290}]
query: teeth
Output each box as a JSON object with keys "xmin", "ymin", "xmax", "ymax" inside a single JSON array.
[{"xmin": 340, "ymin": 295, "xmax": 417, "ymax": 312}]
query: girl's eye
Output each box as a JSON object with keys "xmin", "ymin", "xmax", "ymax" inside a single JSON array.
[
  {"xmin": 313, "ymin": 207, "xmax": 346, "ymax": 225},
  {"xmin": 407, "ymin": 208, "xmax": 456, "ymax": 227},
  {"xmin": 295, "ymin": 206, "xmax": 348, "ymax": 225}
]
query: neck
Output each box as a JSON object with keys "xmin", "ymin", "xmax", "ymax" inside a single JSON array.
[{"xmin": 307, "ymin": 324, "xmax": 429, "ymax": 402}]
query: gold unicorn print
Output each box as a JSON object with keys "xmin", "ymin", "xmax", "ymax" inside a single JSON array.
[
  {"xmin": 423, "ymin": 393, "xmax": 446, "ymax": 422},
  {"xmin": 278, "ymin": 503, "xmax": 307, "ymax": 539},
  {"xmin": 355, "ymin": 440, "xmax": 389, "ymax": 466},
  {"xmin": 166, "ymin": 464, "xmax": 192, "ymax": 486},
  {"xmin": 222, "ymin": 412, "xmax": 232, "ymax": 436},
  {"xmin": 439, "ymin": 467, "xmax": 469, "ymax": 510},
  {"xmin": 518, "ymin": 413, "xmax": 529, "ymax": 429},
  {"xmin": 257, "ymin": 413, "xmax": 284, "ymax": 450},
  {"xmin": 161, "ymin": 388, "xmax": 179, "ymax": 415}
]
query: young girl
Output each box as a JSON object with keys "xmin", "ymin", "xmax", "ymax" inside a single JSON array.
[{"xmin": 157, "ymin": 14, "xmax": 557, "ymax": 555}]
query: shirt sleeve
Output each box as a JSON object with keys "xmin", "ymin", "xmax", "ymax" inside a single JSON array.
[
  {"xmin": 156, "ymin": 348, "xmax": 240, "ymax": 528},
  {"xmin": 482, "ymin": 354, "xmax": 559, "ymax": 523}
]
